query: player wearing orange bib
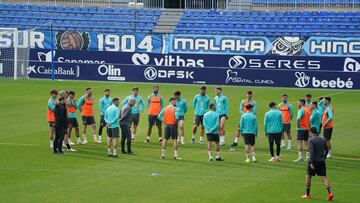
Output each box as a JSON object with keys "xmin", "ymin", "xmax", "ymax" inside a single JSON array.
[
  {"xmin": 322, "ymin": 97, "xmax": 334, "ymax": 159},
  {"xmin": 278, "ymin": 94, "xmax": 294, "ymax": 150},
  {"xmin": 47, "ymin": 89, "xmax": 58, "ymax": 149},
  {"xmin": 294, "ymin": 99, "xmax": 311, "ymax": 162},
  {"xmin": 305, "ymin": 94, "xmax": 312, "ymax": 113},
  {"xmin": 145, "ymin": 86, "xmax": 164, "ymax": 144},
  {"xmin": 78, "ymin": 87, "xmax": 99, "ymax": 144}
]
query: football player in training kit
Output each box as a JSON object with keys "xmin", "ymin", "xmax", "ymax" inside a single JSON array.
[
  {"xmin": 203, "ymin": 103, "xmax": 223, "ymax": 161},
  {"xmin": 191, "ymin": 86, "xmax": 210, "ymax": 144},
  {"xmin": 231, "ymin": 90, "xmax": 257, "ymax": 147},
  {"xmin": 214, "ymin": 87, "xmax": 229, "ymax": 146},
  {"xmin": 48, "ymin": 89, "xmax": 58, "ymax": 149},
  {"xmin": 105, "ymin": 98, "xmax": 120, "ymax": 158},
  {"xmin": 239, "ymin": 104, "xmax": 258, "ymax": 163},
  {"xmin": 78, "ymin": 87, "xmax": 99, "ymax": 144},
  {"xmin": 278, "ymin": 94, "xmax": 294, "ymax": 150},
  {"xmin": 98, "ymin": 89, "xmax": 112, "ymax": 143},
  {"xmin": 322, "ymin": 97, "xmax": 334, "ymax": 159},
  {"xmin": 310, "ymin": 101, "xmax": 322, "ymax": 134},
  {"xmin": 121, "ymin": 87, "xmax": 145, "ymax": 141},
  {"xmin": 145, "ymin": 86, "xmax": 164, "ymax": 144},
  {"xmin": 174, "ymin": 91, "xmax": 188, "ymax": 145},
  {"xmin": 66, "ymin": 91, "xmax": 83, "ymax": 145},
  {"xmin": 294, "ymin": 99, "xmax": 311, "ymax": 162},
  {"xmin": 158, "ymin": 98, "xmax": 181, "ymax": 160}
]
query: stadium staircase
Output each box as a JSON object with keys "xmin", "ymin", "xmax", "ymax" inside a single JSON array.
[{"xmin": 152, "ymin": 9, "xmax": 183, "ymax": 34}]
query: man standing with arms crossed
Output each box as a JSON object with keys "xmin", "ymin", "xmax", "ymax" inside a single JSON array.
[
  {"xmin": 66, "ymin": 91, "xmax": 83, "ymax": 145},
  {"xmin": 231, "ymin": 90, "xmax": 257, "ymax": 147},
  {"xmin": 158, "ymin": 98, "xmax": 181, "ymax": 160},
  {"xmin": 122, "ymin": 87, "xmax": 145, "ymax": 141},
  {"xmin": 278, "ymin": 94, "xmax": 294, "ymax": 150},
  {"xmin": 301, "ymin": 127, "xmax": 334, "ymax": 201},
  {"xmin": 203, "ymin": 103, "xmax": 223, "ymax": 161},
  {"xmin": 239, "ymin": 104, "xmax": 258, "ymax": 163},
  {"xmin": 47, "ymin": 89, "xmax": 58, "ymax": 149},
  {"xmin": 98, "ymin": 89, "xmax": 112, "ymax": 144},
  {"xmin": 174, "ymin": 91, "xmax": 188, "ymax": 145},
  {"xmin": 322, "ymin": 97, "xmax": 334, "ymax": 159},
  {"xmin": 264, "ymin": 102, "xmax": 283, "ymax": 162},
  {"xmin": 120, "ymin": 98, "xmax": 135, "ymax": 155},
  {"xmin": 214, "ymin": 87, "xmax": 228, "ymax": 146},
  {"xmin": 191, "ymin": 86, "xmax": 210, "ymax": 144},
  {"xmin": 145, "ymin": 86, "xmax": 164, "ymax": 144},
  {"xmin": 78, "ymin": 88, "xmax": 99, "ymax": 144},
  {"xmin": 105, "ymin": 98, "xmax": 120, "ymax": 158},
  {"xmin": 294, "ymin": 99, "xmax": 311, "ymax": 162},
  {"xmin": 310, "ymin": 101, "xmax": 322, "ymax": 134}
]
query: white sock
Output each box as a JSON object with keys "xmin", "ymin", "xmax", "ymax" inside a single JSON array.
[
  {"xmin": 216, "ymin": 152, "xmax": 220, "ymax": 159},
  {"xmin": 208, "ymin": 151, "xmax": 212, "ymax": 159},
  {"xmin": 181, "ymin": 137, "xmax": 184, "ymax": 142},
  {"xmin": 158, "ymin": 137, "xmax": 162, "ymax": 140},
  {"xmin": 83, "ymin": 134, "xmax": 87, "ymax": 140},
  {"xmin": 50, "ymin": 140, "xmax": 53, "ymax": 146},
  {"xmin": 113, "ymin": 148, "xmax": 117, "ymax": 156},
  {"xmin": 306, "ymin": 152, "xmax": 310, "ymax": 159},
  {"xmin": 107, "ymin": 148, "xmax": 112, "ymax": 155},
  {"xmin": 199, "ymin": 136, "xmax": 203, "ymax": 141},
  {"xmin": 192, "ymin": 134, "xmax": 195, "ymax": 139},
  {"xmin": 93, "ymin": 134, "xmax": 97, "ymax": 140},
  {"xmin": 234, "ymin": 137, "xmax": 238, "ymax": 143},
  {"xmin": 281, "ymin": 139, "xmax": 285, "ymax": 145},
  {"xmin": 246, "ymin": 153, "xmax": 249, "ymax": 160},
  {"xmin": 288, "ymin": 140, "xmax": 291, "ymax": 146},
  {"xmin": 328, "ymin": 150, "xmax": 331, "ymax": 155},
  {"xmin": 98, "ymin": 135, "xmax": 102, "ymax": 140},
  {"xmin": 77, "ymin": 137, "xmax": 81, "ymax": 141},
  {"xmin": 252, "ymin": 152, "xmax": 256, "ymax": 159},
  {"xmin": 132, "ymin": 134, "xmax": 136, "ymax": 139},
  {"xmin": 276, "ymin": 155, "xmax": 279, "ymax": 160},
  {"xmin": 161, "ymin": 149, "xmax": 165, "ymax": 156},
  {"xmin": 174, "ymin": 150, "xmax": 178, "ymax": 157},
  {"xmin": 298, "ymin": 151, "xmax": 303, "ymax": 159}
]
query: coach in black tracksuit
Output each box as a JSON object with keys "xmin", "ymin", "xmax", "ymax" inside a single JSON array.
[
  {"xmin": 120, "ymin": 98, "xmax": 135, "ymax": 154},
  {"xmin": 54, "ymin": 97, "xmax": 68, "ymax": 154}
]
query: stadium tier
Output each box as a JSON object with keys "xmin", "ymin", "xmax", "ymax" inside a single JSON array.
[
  {"xmin": 252, "ymin": 0, "xmax": 360, "ymax": 5},
  {"xmin": 176, "ymin": 10, "xmax": 360, "ymax": 37},
  {"xmin": 0, "ymin": 4, "xmax": 161, "ymax": 33}
]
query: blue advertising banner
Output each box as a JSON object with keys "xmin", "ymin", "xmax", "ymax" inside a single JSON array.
[
  {"xmin": 2, "ymin": 30, "xmax": 360, "ymax": 56},
  {"xmin": 31, "ymin": 49, "xmax": 360, "ymax": 72},
  {"xmin": 27, "ymin": 60, "xmax": 360, "ymax": 90}
]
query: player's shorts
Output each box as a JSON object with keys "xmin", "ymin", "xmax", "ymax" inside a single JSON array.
[
  {"xmin": 100, "ymin": 115, "xmax": 106, "ymax": 127},
  {"xmin": 268, "ymin": 133, "xmax": 281, "ymax": 144},
  {"xmin": 283, "ymin": 123, "xmax": 291, "ymax": 133},
  {"xmin": 194, "ymin": 115, "xmax": 204, "ymax": 126},
  {"xmin": 68, "ymin": 118, "xmax": 79, "ymax": 128},
  {"xmin": 323, "ymin": 128, "xmax": 333, "ymax": 141},
  {"xmin": 297, "ymin": 130, "xmax": 309, "ymax": 141},
  {"xmin": 164, "ymin": 124, "xmax": 178, "ymax": 140},
  {"xmin": 148, "ymin": 115, "xmax": 162, "ymax": 127},
  {"xmin": 131, "ymin": 113, "xmax": 140, "ymax": 126},
  {"xmin": 206, "ymin": 133, "xmax": 220, "ymax": 142},
  {"xmin": 178, "ymin": 116, "xmax": 185, "ymax": 121},
  {"xmin": 49, "ymin": 122, "xmax": 56, "ymax": 127},
  {"xmin": 107, "ymin": 127, "xmax": 120, "ymax": 138},
  {"xmin": 82, "ymin": 116, "xmax": 95, "ymax": 125},
  {"xmin": 243, "ymin": 133, "xmax": 256, "ymax": 146},
  {"xmin": 219, "ymin": 114, "xmax": 227, "ymax": 120},
  {"xmin": 307, "ymin": 161, "xmax": 326, "ymax": 176}
]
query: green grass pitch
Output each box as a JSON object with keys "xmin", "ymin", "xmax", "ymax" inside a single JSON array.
[{"xmin": 0, "ymin": 78, "xmax": 359, "ymax": 203}]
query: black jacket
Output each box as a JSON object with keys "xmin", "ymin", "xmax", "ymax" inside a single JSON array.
[{"xmin": 55, "ymin": 103, "xmax": 68, "ymax": 127}]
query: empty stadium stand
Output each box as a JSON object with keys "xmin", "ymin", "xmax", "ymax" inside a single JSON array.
[{"xmin": 175, "ymin": 10, "xmax": 360, "ymax": 37}]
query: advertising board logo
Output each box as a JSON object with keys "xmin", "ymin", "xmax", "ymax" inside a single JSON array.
[
  {"xmin": 295, "ymin": 72, "xmax": 353, "ymax": 89},
  {"xmin": 144, "ymin": 67, "xmax": 157, "ymax": 80},
  {"xmin": 27, "ymin": 64, "xmax": 80, "ymax": 78},
  {"xmin": 228, "ymin": 56, "xmax": 246, "ymax": 69},
  {"xmin": 225, "ymin": 70, "xmax": 274, "ymax": 85},
  {"xmin": 271, "ymin": 37, "xmax": 304, "ymax": 56},
  {"xmin": 144, "ymin": 67, "xmax": 194, "ymax": 81},
  {"xmin": 38, "ymin": 51, "xmax": 55, "ymax": 62},
  {"xmin": 98, "ymin": 64, "xmax": 125, "ymax": 81},
  {"xmin": 344, "ymin": 58, "xmax": 360, "ymax": 72},
  {"xmin": 56, "ymin": 31, "xmax": 90, "ymax": 50},
  {"xmin": 132, "ymin": 53, "xmax": 150, "ymax": 65},
  {"xmin": 295, "ymin": 72, "xmax": 310, "ymax": 88}
]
